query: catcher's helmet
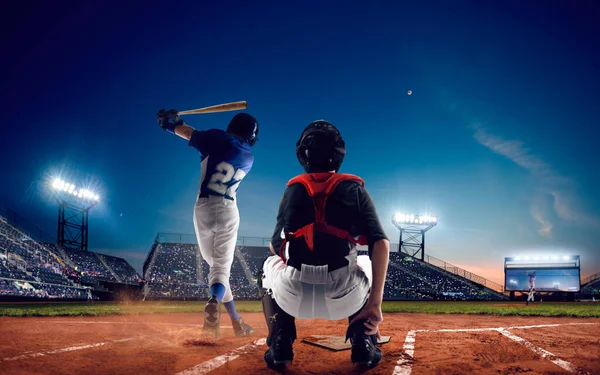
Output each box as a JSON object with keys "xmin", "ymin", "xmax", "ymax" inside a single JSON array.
[
  {"xmin": 227, "ymin": 113, "xmax": 259, "ymax": 147},
  {"xmin": 296, "ymin": 120, "xmax": 346, "ymax": 173}
]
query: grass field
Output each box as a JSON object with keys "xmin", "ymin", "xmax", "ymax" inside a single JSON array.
[{"xmin": 1, "ymin": 300, "xmax": 599, "ymax": 317}]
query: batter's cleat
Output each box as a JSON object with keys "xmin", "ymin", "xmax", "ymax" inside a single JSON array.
[
  {"xmin": 203, "ymin": 295, "xmax": 221, "ymax": 338},
  {"xmin": 264, "ymin": 329, "xmax": 294, "ymax": 368},
  {"xmin": 346, "ymin": 320, "xmax": 382, "ymax": 367},
  {"xmin": 232, "ymin": 318, "xmax": 254, "ymax": 336}
]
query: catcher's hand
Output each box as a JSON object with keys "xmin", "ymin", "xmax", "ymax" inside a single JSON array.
[{"xmin": 350, "ymin": 302, "xmax": 383, "ymax": 338}]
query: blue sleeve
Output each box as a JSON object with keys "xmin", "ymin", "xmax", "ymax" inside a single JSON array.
[{"xmin": 188, "ymin": 130, "xmax": 212, "ymax": 154}]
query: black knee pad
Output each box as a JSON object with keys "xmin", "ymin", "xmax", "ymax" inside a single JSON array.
[{"xmin": 261, "ymin": 290, "xmax": 296, "ymax": 346}]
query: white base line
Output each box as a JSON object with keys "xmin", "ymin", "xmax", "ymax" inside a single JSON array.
[
  {"xmin": 175, "ymin": 338, "xmax": 267, "ymax": 375},
  {"xmin": 392, "ymin": 330, "xmax": 416, "ymax": 375},
  {"xmin": 2, "ymin": 328, "xmax": 192, "ymax": 362},
  {"xmin": 49, "ymin": 321, "xmax": 233, "ymax": 329},
  {"xmin": 415, "ymin": 322, "xmax": 598, "ymax": 333},
  {"xmin": 497, "ymin": 329, "xmax": 576, "ymax": 373},
  {"xmin": 390, "ymin": 323, "xmax": 597, "ymax": 375}
]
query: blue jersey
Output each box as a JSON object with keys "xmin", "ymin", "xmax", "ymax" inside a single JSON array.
[{"xmin": 189, "ymin": 129, "xmax": 254, "ymax": 200}]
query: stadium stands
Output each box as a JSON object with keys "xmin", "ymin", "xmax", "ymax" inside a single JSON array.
[
  {"xmin": 385, "ymin": 253, "xmax": 504, "ymax": 300},
  {"xmin": 580, "ymin": 273, "xmax": 600, "ymax": 297},
  {"xmin": 143, "ymin": 243, "xmax": 203, "ymax": 300},
  {"xmin": 95, "ymin": 253, "xmax": 142, "ymax": 285},
  {"xmin": 0, "ymin": 207, "xmax": 140, "ymax": 300},
  {"xmin": 142, "ymin": 237, "xmax": 507, "ymax": 301}
]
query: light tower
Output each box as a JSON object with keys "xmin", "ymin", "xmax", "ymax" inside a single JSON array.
[
  {"xmin": 48, "ymin": 177, "xmax": 101, "ymax": 252},
  {"xmin": 391, "ymin": 213, "xmax": 438, "ymax": 261}
]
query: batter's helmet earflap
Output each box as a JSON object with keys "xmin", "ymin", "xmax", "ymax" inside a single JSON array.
[
  {"xmin": 296, "ymin": 120, "xmax": 346, "ymax": 173},
  {"xmin": 227, "ymin": 113, "xmax": 259, "ymax": 147}
]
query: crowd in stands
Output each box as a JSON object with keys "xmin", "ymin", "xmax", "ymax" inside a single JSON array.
[
  {"xmin": 62, "ymin": 249, "xmax": 117, "ymax": 283},
  {"xmin": 96, "ymin": 253, "xmax": 142, "ymax": 285},
  {"xmin": 143, "ymin": 243, "xmax": 505, "ymax": 301},
  {"xmin": 1, "ymin": 213, "xmax": 141, "ymax": 300},
  {"xmin": 580, "ymin": 277, "xmax": 600, "ymax": 297},
  {"xmin": 143, "ymin": 243, "xmax": 202, "ymax": 299},
  {"xmin": 0, "ymin": 278, "xmax": 90, "ymax": 299},
  {"xmin": 143, "ymin": 243, "xmax": 262, "ymax": 300},
  {"xmin": 0, "ymin": 207, "xmax": 553, "ymax": 303},
  {"xmin": 384, "ymin": 253, "xmax": 502, "ymax": 300}
]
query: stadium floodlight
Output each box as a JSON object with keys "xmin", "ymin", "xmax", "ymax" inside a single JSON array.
[
  {"xmin": 562, "ymin": 255, "xmax": 570, "ymax": 260},
  {"xmin": 392, "ymin": 212, "xmax": 438, "ymax": 226},
  {"xmin": 48, "ymin": 174, "xmax": 103, "ymax": 252},
  {"xmin": 552, "ymin": 256, "xmax": 559, "ymax": 260},
  {"xmin": 391, "ymin": 211, "xmax": 438, "ymax": 261},
  {"xmin": 49, "ymin": 178, "xmax": 100, "ymax": 203}
]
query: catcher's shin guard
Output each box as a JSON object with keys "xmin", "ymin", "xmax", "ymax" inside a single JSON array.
[
  {"xmin": 345, "ymin": 320, "xmax": 382, "ymax": 367},
  {"xmin": 261, "ymin": 288, "xmax": 296, "ymax": 367}
]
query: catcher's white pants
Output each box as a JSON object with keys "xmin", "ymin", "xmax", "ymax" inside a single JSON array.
[
  {"xmin": 193, "ymin": 195, "xmax": 239, "ymax": 303},
  {"xmin": 262, "ymin": 252, "xmax": 372, "ymax": 320}
]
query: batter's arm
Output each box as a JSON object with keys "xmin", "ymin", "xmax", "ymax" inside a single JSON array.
[{"xmin": 173, "ymin": 124, "xmax": 195, "ymax": 141}]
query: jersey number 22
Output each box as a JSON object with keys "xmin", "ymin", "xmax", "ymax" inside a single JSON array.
[{"xmin": 207, "ymin": 161, "xmax": 246, "ymax": 198}]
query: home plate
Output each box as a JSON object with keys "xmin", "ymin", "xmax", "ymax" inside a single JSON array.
[{"xmin": 302, "ymin": 335, "xmax": 391, "ymax": 351}]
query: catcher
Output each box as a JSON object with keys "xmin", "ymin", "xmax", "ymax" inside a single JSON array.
[{"xmin": 259, "ymin": 120, "xmax": 390, "ymax": 368}]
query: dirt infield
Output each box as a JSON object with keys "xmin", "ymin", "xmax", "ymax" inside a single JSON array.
[{"xmin": 1, "ymin": 312, "xmax": 599, "ymax": 375}]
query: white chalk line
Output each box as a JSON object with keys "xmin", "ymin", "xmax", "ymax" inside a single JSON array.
[
  {"xmin": 497, "ymin": 329, "xmax": 577, "ymax": 373},
  {"xmin": 414, "ymin": 322, "xmax": 598, "ymax": 333},
  {"xmin": 2, "ymin": 327, "xmax": 194, "ymax": 362},
  {"xmin": 49, "ymin": 321, "xmax": 233, "ymax": 329},
  {"xmin": 392, "ymin": 330, "xmax": 416, "ymax": 375},
  {"xmin": 175, "ymin": 338, "xmax": 267, "ymax": 375},
  {"xmin": 391, "ymin": 323, "xmax": 597, "ymax": 375}
]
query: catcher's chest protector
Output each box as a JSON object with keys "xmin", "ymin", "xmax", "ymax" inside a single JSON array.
[{"xmin": 279, "ymin": 173, "xmax": 368, "ymax": 260}]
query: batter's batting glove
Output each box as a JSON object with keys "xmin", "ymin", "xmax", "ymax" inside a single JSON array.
[{"xmin": 157, "ymin": 108, "xmax": 183, "ymax": 134}]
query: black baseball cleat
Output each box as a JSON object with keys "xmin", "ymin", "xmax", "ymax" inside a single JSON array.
[
  {"xmin": 264, "ymin": 330, "xmax": 294, "ymax": 368},
  {"xmin": 346, "ymin": 320, "xmax": 382, "ymax": 367},
  {"xmin": 203, "ymin": 295, "xmax": 221, "ymax": 338},
  {"xmin": 232, "ymin": 317, "xmax": 254, "ymax": 336}
]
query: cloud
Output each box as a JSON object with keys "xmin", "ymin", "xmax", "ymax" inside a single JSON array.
[
  {"xmin": 530, "ymin": 200, "xmax": 554, "ymax": 239},
  {"xmin": 472, "ymin": 126, "xmax": 561, "ymax": 183},
  {"xmin": 472, "ymin": 126, "xmax": 598, "ymax": 236}
]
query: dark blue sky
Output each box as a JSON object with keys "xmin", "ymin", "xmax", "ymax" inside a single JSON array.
[{"xmin": 2, "ymin": 0, "xmax": 599, "ymax": 283}]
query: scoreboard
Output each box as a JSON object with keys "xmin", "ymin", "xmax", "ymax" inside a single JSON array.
[{"xmin": 504, "ymin": 256, "xmax": 580, "ymax": 292}]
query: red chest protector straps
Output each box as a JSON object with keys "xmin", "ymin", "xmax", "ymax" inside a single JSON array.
[{"xmin": 279, "ymin": 172, "xmax": 369, "ymax": 261}]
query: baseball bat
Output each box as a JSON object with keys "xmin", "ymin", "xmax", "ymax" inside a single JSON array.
[{"xmin": 178, "ymin": 101, "xmax": 247, "ymax": 115}]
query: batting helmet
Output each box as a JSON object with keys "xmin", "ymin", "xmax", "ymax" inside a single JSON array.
[
  {"xmin": 296, "ymin": 120, "xmax": 346, "ymax": 173},
  {"xmin": 227, "ymin": 113, "xmax": 259, "ymax": 147}
]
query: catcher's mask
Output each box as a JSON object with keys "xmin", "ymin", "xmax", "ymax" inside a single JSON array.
[{"xmin": 296, "ymin": 120, "xmax": 346, "ymax": 173}]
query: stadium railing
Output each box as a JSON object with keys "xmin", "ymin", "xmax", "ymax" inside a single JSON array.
[
  {"xmin": 423, "ymin": 254, "xmax": 505, "ymax": 293},
  {"xmin": 0, "ymin": 204, "xmax": 57, "ymax": 245},
  {"xmin": 581, "ymin": 272, "xmax": 600, "ymax": 286},
  {"xmin": 154, "ymin": 233, "xmax": 270, "ymax": 247}
]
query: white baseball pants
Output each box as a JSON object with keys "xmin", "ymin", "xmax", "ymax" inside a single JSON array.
[
  {"xmin": 262, "ymin": 252, "xmax": 372, "ymax": 320},
  {"xmin": 193, "ymin": 195, "xmax": 239, "ymax": 303}
]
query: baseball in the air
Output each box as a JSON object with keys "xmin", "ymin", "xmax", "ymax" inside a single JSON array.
[{"xmin": 408, "ymin": 90, "xmax": 412, "ymax": 95}]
